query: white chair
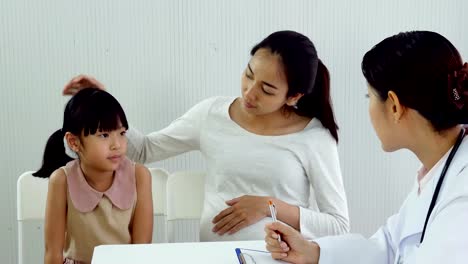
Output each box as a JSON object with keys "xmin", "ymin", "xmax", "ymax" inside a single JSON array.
[
  {"xmin": 149, "ymin": 168, "xmax": 169, "ymax": 243},
  {"xmin": 17, "ymin": 171, "xmax": 49, "ymax": 264},
  {"xmin": 166, "ymin": 171, "xmax": 206, "ymax": 243}
]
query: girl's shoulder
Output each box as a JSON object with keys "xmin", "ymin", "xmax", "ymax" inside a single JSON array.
[
  {"xmin": 46, "ymin": 168, "xmax": 68, "ymax": 203},
  {"xmin": 133, "ymin": 163, "xmax": 152, "ymax": 197},
  {"xmin": 120, "ymin": 158, "xmax": 149, "ymax": 179},
  {"xmin": 49, "ymin": 167, "xmax": 68, "ymax": 189},
  {"xmin": 134, "ymin": 163, "xmax": 150, "ymax": 178},
  {"xmin": 134, "ymin": 163, "xmax": 151, "ymax": 183}
]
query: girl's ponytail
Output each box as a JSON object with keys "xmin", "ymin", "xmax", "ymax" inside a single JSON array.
[{"xmin": 33, "ymin": 129, "xmax": 74, "ymax": 178}]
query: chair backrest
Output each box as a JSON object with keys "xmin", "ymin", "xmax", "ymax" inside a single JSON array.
[
  {"xmin": 17, "ymin": 171, "xmax": 49, "ymax": 264},
  {"xmin": 166, "ymin": 170, "xmax": 206, "ymax": 242},
  {"xmin": 148, "ymin": 168, "xmax": 169, "ymax": 243}
]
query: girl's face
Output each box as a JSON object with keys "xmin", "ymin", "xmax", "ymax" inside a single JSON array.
[
  {"xmin": 240, "ymin": 48, "xmax": 300, "ymax": 117},
  {"xmin": 76, "ymin": 124, "xmax": 128, "ymax": 172}
]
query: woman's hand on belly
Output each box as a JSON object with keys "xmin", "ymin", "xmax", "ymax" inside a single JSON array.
[{"xmin": 211, "ymin": 195, "xmax": 271, "ymax": 235}]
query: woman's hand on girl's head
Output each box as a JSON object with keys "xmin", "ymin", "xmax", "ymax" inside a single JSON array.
[
  {"xmin": 265, "ymin": 222, "xmax": 320, "ymax": 264},
  {"xmin": 63, "ymin": 75, "xmax": 106, "ymax": 95},
  {"xmin": 211, "ymin": 195, "xmax": 270, "ymax": 235}
]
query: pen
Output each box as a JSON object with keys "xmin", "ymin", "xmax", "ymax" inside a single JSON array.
[
  {"xmin": 235, "ymin": 248, "xmax": 246, "ymax": 264},
  {"xmin": 268, "ymin": 200, "xmax": 282, "ymax": 242}
]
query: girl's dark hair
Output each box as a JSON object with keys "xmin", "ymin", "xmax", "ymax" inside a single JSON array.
[
  {"xmin": 362, "ymin": 31, "xmax": 468, "ymax": 131},
  {"xmin": 33, "ymin": 88, "xmax": 128, "ymax": 178},
  {"xmin": 251, "ymin": 30, "xmax": 339, "ymax": 142}
]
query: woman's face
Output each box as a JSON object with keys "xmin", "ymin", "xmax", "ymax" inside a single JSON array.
[
  {"xmin": 240, "ymin": 48, "xmax": 295, "ymax": 116},
  {"xmin": 368, "ymin": 85, "xmax": 399, "ymax": 152}
]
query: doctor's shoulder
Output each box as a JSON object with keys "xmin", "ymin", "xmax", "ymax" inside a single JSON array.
[{"xmin": 435, "ymin": 151, "xmax": 468, "ymax": 212}]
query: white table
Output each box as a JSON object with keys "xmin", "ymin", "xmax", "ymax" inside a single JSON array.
[{"xmin": 92, "ymin": 240, "xmax": 286, "ymax": 264}]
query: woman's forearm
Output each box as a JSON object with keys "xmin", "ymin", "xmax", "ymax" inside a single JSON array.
[{"xmin": 270, "ymin": 197, "xmax": 300, "ymax": 230}]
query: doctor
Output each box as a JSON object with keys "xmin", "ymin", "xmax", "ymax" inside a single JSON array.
[{"xmin": 265, "ymin": 30, "xmax": 468, "ymax": 264}]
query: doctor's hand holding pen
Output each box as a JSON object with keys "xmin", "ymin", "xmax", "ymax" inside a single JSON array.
[{"xmin": 265, "ymin": 222, "xmax": 320, "ymax": 264}]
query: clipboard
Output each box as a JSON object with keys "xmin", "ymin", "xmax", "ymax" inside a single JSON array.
[{"xmin": 235, "ymin": 248, "xmax": 288, "ymax": 264}]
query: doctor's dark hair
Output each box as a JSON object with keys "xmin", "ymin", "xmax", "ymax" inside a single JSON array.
[
  {"xmin": 362, "ymin": 31, "xmax": 468, "ymax": 132},
  {"xmin": 251, "ymin": 30, "xmax": 339, "ymax": 142},
  {"xmin": 33, "ymin": 88, "xmax": 128, "ymax": 178}
]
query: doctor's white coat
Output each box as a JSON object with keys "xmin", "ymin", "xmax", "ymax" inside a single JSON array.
[{"xmin": 315, "ymin": 137, "xmax": 468, "ymax": 264}]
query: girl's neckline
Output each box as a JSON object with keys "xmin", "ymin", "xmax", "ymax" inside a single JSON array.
[
  {"xmin": 79, "ymin": 163, "xmax": 115, "ymax": 193},
  {"xmin": 65, "ymin": 158, "xmax": 136, "ymax": 212}
]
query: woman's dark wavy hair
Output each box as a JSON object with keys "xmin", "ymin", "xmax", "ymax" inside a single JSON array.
[
  {"xmin": 33, "ymin": 88, "xmax": 128, "ymax": 178},
  {"xmin": 362, "ymin": 31, "xmax": 468, "ymax": 131},
  {"xmin": 251, "ymin": 30, "xmax": 339, "ymax": 142}
]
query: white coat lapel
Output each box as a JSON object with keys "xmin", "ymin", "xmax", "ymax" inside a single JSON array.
[
  {"xmin": 398, "ymin": 136, "xmax": 468, "ymax": 243},
  {"xmin": 397, "ymin": 177, "xmax": 437, "ymax": 244},
  {"xmin": 398, "ymin": 136, "xmax": 468, "ymax": 259}
]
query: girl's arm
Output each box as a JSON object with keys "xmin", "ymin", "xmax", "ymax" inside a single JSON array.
[
  {"xmin": 44, "ymin": 169, "xmax": 67, "ymax": 264},
  {"xmin": 131, "ymin": 164, "xmax": 153, "ymax": 243}
]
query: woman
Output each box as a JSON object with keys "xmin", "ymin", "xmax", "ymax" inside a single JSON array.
[
  {"xmin": 265, "ymin": 31, "xmax": 468, "ymax": 263},
  {"xmin": 63, "ymin": 30, "xmax": 349, "ymax": 241}
]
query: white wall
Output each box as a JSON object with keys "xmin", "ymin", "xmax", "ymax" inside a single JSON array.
[{"xmin": 1, "ymin": 0, "xmax": 467, "ymax": 262}]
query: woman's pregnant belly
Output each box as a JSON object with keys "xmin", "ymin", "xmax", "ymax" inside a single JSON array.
[{"xmin": 199, "ymin": 192, "xmax": 280, "ymax": 242}]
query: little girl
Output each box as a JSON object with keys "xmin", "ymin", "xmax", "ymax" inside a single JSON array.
[{"xmin": 34, "ymin": 88, "xmax": 153, "ymax": 264}]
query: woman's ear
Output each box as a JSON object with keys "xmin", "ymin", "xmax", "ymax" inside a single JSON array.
[
  {"xmin": 286, "ymin": 93, "xmax": 304, "ymax": 107},
  {"xmin": 65, "ymin": 132, "xmax": 80, "ymax": 152},
  {"xmin": 387, "ymin": 91, "xmax": 405, "ymax": 123}
]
